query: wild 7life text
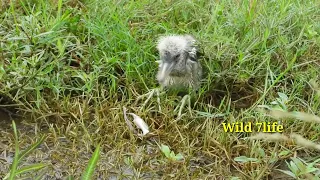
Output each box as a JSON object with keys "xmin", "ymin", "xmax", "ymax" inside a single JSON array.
[{"xmin": 222, "ymin": 122, "xmax": 283, "ymax": 133}]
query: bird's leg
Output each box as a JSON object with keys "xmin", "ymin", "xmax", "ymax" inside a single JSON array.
[
  {"xmin": 174, "ymin": 94, "xmax": 192, "ymax": 119},
  {"xmin": 155, "ymin": 87, "xmax": 162, "ymax": 112},
  {"xmin": 135, "ymin": 87, "xmax": 164, "ymax": 111}
]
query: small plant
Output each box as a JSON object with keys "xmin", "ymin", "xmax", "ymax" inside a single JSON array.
[
  {"xmin": 81, "ymin": 143, "xmax": 101, "ymax": 180},
  {"xmin": 270, "ymin": 92, "xmax": 289, "ymax": 111},
  {"xmin": 159, "ymin": 144, "xmax": 184, "ymax": 162},
  {"xmin": 234, "ymin": 156, "xmax": 260, "ymax": 163},
  {"xmin": 277, "ymin": 157, "xmax": 320, "ymax": 179},
  {"xmin": 4, "ymin": 121, "xmax": 48, "ymax": 180}
]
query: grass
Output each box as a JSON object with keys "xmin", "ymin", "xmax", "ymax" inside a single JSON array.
[{"xmin": 1, "ymin": 0, "xmax": 320, "ymax": 179}]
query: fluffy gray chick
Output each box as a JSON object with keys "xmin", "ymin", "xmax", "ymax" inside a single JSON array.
[{"xmin": 156, "ymin": 35, "xmax": 202, "ymax": 91}]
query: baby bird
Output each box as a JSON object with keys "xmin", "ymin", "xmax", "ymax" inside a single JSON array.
[
  {"xmin": 156, "ymin": 35, "xmax": 202, "ymax": 92},
  {"xmin": 137, "ymin": 35, "xmax": 202, "ymax": 118}
]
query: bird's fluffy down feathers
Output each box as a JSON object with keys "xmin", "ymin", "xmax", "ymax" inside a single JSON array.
[
  {"xmin": 156, "ymin": 35, "xmax": 202, "ymax": 91},
  {"xmin": 157, "ymin": 35, "xmax": 196, "ymax": 55}
]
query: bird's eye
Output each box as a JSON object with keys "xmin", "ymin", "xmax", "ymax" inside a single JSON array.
[{"xmin": 174, "ymin": 54, "xmax": 180, "ymax": 59}]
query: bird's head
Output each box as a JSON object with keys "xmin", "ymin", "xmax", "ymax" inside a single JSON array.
[{"xmin": 156, "ymin": 35, "xmax": 198, "ymax": 84}]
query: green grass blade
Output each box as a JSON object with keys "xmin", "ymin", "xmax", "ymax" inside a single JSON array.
[
  {"xmin": 18, "ymin": 135, "xmax": 46, "ymax": 162},
  {"xmin": 15, "ymin": 163, "xmax": 48, "ymax": 175},
  {"xmin": 34, "ymin": 168, "xmax": 48, "ymax": 180},
  {"xmin": 57, "ymin": 0, "xmax": 63, "ymax": 18},
  {"xmin": 81, "ymin": 144, "xmax": 101, "ymax": 180},
  {"xmin": 9, "ymin": 120, "xmax": 20, "ymax": 180}
]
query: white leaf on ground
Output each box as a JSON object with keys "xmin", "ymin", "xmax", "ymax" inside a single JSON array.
[
  {"xmin": 122, "ymin": 107, "xmax": 149, "ymax": 136},
  {"xmin": 128, "ymin": 113, "xmax": 149, "ymax": 136}
]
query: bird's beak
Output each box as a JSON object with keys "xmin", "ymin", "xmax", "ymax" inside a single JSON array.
[{"xmin": 157, "ymin": 62, "xmax": 171, "ymax": 81}]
